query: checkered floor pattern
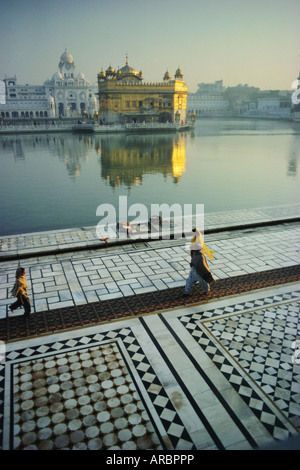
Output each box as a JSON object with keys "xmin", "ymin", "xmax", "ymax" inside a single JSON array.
[
  {"xmin": 1, "ymin": 283, "xmax": 299, "ymax": 450},
  {"xmin": 181, "ymin": 289, "xmax": 300, "ymax": 441}
]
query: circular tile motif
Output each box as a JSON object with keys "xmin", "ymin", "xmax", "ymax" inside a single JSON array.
[{"xmin": 13, "ymin": 342, "xmax": 161, "ymax": 450}]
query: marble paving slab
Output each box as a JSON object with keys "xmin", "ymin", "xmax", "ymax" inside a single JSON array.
[
  {"xmin": 1, "ymin": 284, "xmax": 299, "ymax": 450},
  {"xmin": 1, "ymin": 223, "xmax": 299, "ymax": 319}
]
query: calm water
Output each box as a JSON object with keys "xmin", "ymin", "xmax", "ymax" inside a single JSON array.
[{"xmin": 0, "ymin": 118, "xmax": 299, "ymax": 236}]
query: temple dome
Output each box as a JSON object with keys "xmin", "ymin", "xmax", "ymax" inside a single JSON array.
[
  {"xmin": 52, "ymin": 71, "xmax": 63, "ymax": 80},
  {"xmin": 59, "ymin": 48, "xmax": 75, "ymax": 69},
  {"xmin": 117, "ymin": 56, "xmax": 142, "ymax": 81},
  {"xmin": 60, "ymin": 49, "xmax": 74, "ymax": 64},
  {"xmin": 98, "ymin": 69, "xmax": 106, "ymax": 81},
  {"xmin": 106, "ymin": 65, "xmax": 115, "ymax": 77},
  {"xmin": 163, "ymin": 71, "xmax": 171, "ymax": 81},
  {"xmin": 175, "ymin": 67, "xmax": 183, "ymax": 79}
]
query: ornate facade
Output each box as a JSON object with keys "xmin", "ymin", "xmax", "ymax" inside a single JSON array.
[
  {"xmin": 0, "ymin": 77, "xmax": 55, "ymax": 120},
  {"xmin": 44, "ymin": 49, "xmax": 98, "ymax": 118},
  {"xmin": 0, "ymin": 49, "xmax": 98, "ymax": 120},
  {"xmin": 97, "ymin": 57, "xmax": 188, "ymax": 124}
]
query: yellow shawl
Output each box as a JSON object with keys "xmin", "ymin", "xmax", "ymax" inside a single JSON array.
[
  {"xmin": 11, "ymin": 269, "xmax": 28, "ymax": 297},
  {"xmin": 191, "ymin": 229, "xmax": 214, "ymax": 260}
]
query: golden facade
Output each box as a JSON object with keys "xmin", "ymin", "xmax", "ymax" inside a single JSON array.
[
  {"xmin": 97, "ymin": 58, "xmax": 188, "ymax": 124},
  {"xmin": 99, "ymin": 133, "xmax": 187, "ymax": 187}
]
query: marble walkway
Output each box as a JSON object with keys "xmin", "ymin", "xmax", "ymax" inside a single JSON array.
[{"xmin": 0, "ymin": 205, "xmax": 299, "ymax": 451}]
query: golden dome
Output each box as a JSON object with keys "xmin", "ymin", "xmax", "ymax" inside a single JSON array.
[
  {"xmin": 117, "ymin": 56, "xmax": 142, "ymax": 81},
  {"xmin": 163, "ymin": 70, "xmax": 171, "ymax": 81},
  {"xmin": 98, "ymin": 69, "xmax": 106, "ymax": 79},
  {"xmin": 175, "ymin": 67, "xmax": 183, "ymax": 79},
  {"xmin": 106, "ymin": 65, "xmax": 115, "ymax": 77}
]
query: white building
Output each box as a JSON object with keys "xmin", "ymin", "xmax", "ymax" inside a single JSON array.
[
  {"xmin": 0, "ymin": 49, "xmax": 98, "ymax": 121},
  {"xmin": 0, "ymin": 77, "xmax": 55, "ymax": 120},
  {"xmin": 187, "ymin": 80, "xmax": 231, "ymax": 117},
  {"xmin": 245, "ymin": 91, "xmax": 292, "ymax": 119},
  {"xmin": 44, "ymin": 49, "xmax": 98, "ymax": 118}
]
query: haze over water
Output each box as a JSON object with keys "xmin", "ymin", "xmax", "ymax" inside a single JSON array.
[{"xmin": 0, "ymin": 118, "xmax": 299, "ymax": 236}]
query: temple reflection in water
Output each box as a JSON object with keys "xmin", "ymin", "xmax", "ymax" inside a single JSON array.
[
  {"xmin": 1, "ymin": 118, "xmax": 298, "ymax": 237},
  {"xmin": 96, "ymin": 133, "xmax": 186, "ymax": 188},
  {"xmin": 0, "ymin": 132, "xmax": 187, "ymax": 185}
]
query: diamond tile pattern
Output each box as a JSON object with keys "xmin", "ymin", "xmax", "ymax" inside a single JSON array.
[
  {"xmin": 1, "ymin": 328, "xmax": 195, "ymax": 450},
  {"xmin": 182, "ymin": 291, "xmax": 300, "ymax": 438},
  {"xmin": 1, "ymin": 285, "xmax": 299, "ymax": 450}
]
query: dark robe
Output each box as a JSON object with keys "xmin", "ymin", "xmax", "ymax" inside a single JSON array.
[{"xmin": 191, "ymin": 251, "xmax": 215, "ymax": 284}]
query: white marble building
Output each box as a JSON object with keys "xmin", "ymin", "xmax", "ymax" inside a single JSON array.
[
  {"xmin": 187, "ymin": 80, "xmax": 231, "ymax": 116},
  {"xmin": 0, "ymin": 49, "xmax": 98, "ymax": 120},
  {"xmin": 44, "ymin": 49, "xmax": 98, "ymax": 118},
  {"xmin": 0, "ymin": 77, "xmax": 55, "ymax": 119}
]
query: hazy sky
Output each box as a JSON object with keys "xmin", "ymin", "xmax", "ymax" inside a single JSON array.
[{"xmin": 1, "ymin": 0, "xmax": 299, "ymax": 92}]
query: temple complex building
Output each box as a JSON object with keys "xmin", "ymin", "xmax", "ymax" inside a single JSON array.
[
  {"xmin": 0, "ymin": 77, "xmax": 55, "ymax": 120},
  {"xmin": 44, "ymin": 49, "xmax": 98, "ymax": 118},
  {"xmin": 97, "ymin": 57, "xmax": 188, "ymax": 124},
  {"xmin": 0, "ymin": 49, "xmax": 98, "ymax": 121}
]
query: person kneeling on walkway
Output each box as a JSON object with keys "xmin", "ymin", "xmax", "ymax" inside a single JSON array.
[
  {"xmin": 184, "ymin": 243, "xmax": 215, "ymax": 296},
  {"xmin": 9, "ymin": 267, "xmax": 31, "ymax": 316}
]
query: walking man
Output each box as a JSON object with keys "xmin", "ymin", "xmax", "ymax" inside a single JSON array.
[
  {"xmin": 9, "ymin": 267, "xmax": 31, "ymax": 316},
  {"xmin": 184, "ymin": 243, "xmax": 215, "ymax": 296}
]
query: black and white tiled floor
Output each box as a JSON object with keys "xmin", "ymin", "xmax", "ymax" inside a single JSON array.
[
  {"xmin": 1, "ymin": 283, "xmax": 299, "ymax": 450},
  {"xmin": 1, "ymin": 222, "xmax": 299, "ymax": 318}
]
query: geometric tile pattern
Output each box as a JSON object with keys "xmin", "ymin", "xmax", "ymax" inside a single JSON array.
[
  {"xmin": 1, "ymin": 284, "xmax": 299, "ymax": 450},
  {"xmin": 12, "ymin": 342, "xmax": 160, "ymax": 450},
  {"xmin": 181, "ymin": 291, "xmax": 300, "ymax": 441},
  {"xmin": 196, "ymin": 290, "xmax": 300, "ymax": 320},
  {"xmin": 0, "ymin": 208, "xmax": 299, "ymax": 451},
  {"xmin": 214, "ymin": 303, "xmax": 300, "ymax": 425},
  {"xmin": 1, "ymin": 221, "xmax": 299, "ymax": 319},
  {"xmin": 1, "ymin": 284, "xmax": 300, "ymax": 450},
  {"xmin": 1, "ymin": 265, "xmax": 299, "ymax": 343},
  {"xmin": 0, "ymin": 327, "xmax": 195, "ymax": 450}
]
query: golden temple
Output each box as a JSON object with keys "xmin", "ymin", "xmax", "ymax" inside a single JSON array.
[{"xmin": 97, "ymin": 57, "xmax": 188, "ymax": 125}]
